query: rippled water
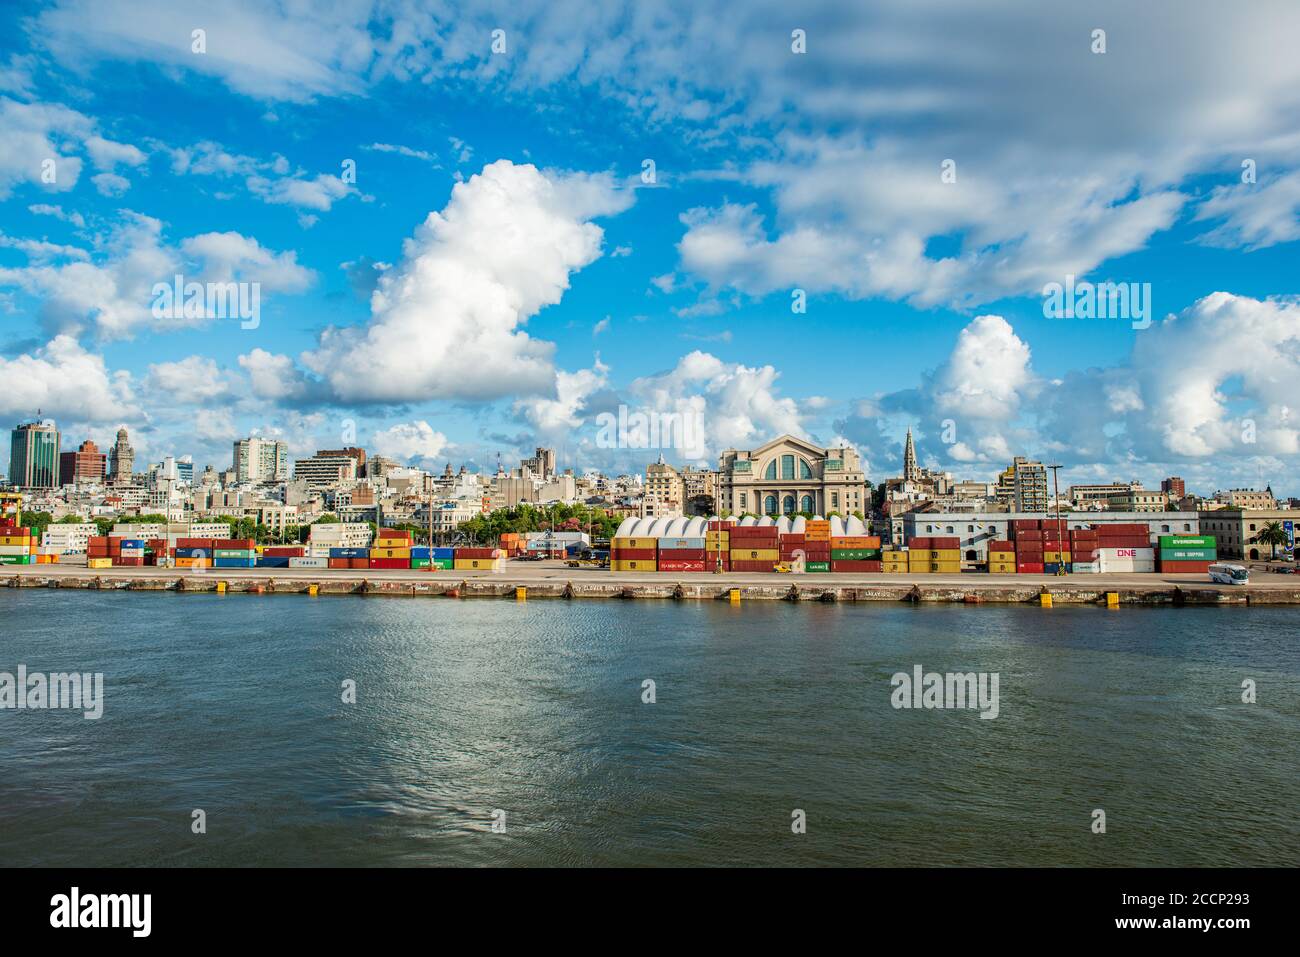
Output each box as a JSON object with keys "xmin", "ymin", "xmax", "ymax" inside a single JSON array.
[{"xmin": 1, "ymin": 591, "xmax": 1297, "ymax": 866}]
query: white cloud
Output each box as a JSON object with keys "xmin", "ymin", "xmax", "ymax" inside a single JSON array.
[
  {"xmin": 302, "ymin": 159, "xmax": 633, "ymax": 403},
  {"xmin": 1194, "ymin": 171, "xmax": 1300, "ymax": 251},
  {"xmin": 364, "ymin": 142, "xmax": 437, "ymax": 164},
  {"xmin": 91, "ymin": 171, "xmax": 130, "ymax": 196},
  {"xmin": 370, "ymin": 421, "xmax": 451, "ymax": 466},
  {"xmin": 0, "ymin": 96, "xmax": 88, "ymax": 199},
  {"xmin": 27, "ymin": 203, "xmax": 85, "ymax": 227},
  {"xmin": 146, "ymin": 355, "xmax": 229, "ymax": 402},
  {"xmin": 0, "ymin": 335, "xmax": 136, "ymax": 421},
  {"xmin": 85, "ymin": 134, "xmax": 147, "ymax": 170},
  {"xmin": 236, "ymin": 348, "xmax": 313, "ymax": 402}
]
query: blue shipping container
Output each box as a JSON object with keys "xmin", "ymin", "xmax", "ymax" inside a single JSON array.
[
  {"xmin": 214, "ymin": 557, "xmax": 257, "ymax": 568},
  {"xmin": 410, "ymin": 547, "xmax": 431, "ymax": 559},
  {"xmin": 257, "ymin": 556, "xmax": 291, "ymax": 568},
  {"xmin": 117, "ymin": 539, "xmax": 145, "ymax": 548},
  {"xmin": 431, "ymin": 548, "xmax": 454, "ymax": 559},
  {"xmin": 328, "ymin": 547, "xmax": 369, "ymax": 558}
]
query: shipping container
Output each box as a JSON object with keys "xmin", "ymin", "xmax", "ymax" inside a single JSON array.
[
  {"xmin": 369, "ymin": 558, "xmax": 409, "ymax": 569},
  {"xmin": 804, "ymin": 561, "xmax": 830, "ymax": 572},
  {"xmin": 658, "ymin": 559, "xmax": 706, "ymax": 572},
  {"xmin": 1158, "ymin": 535, "xmax": 1215, "ymax": 549},
  {"xmin": 1016, "ymin": 562, "xmax": 1045, "ymax": 574},
  {"xmin": 611, "ymin": 547, "xmax": 656, "ymax": 561},
  {"xmin": 730, "ymin": 548, "xmax": 779, "ymax": 561},
  {"xmin": 371, "ymin": 547, "xmax": 412, "ymax": 559},
  {"xmin": 987, "ymin": 562, "xmax": 1017, "ymax": 574},
  {"xmin": 731, "ymin": 559, "xmax": 777, "ymax": 572},
  {"xmin": 611, "ymin": 536, "xmax": 658, "ymax": 550},
  {"xmin": 288, "ymin": 557, "xmax": 329, "ymax": 569},
  {"xmin": 881, "ymin": 561, "xmax": 909, "ymax": 573},
  {"xmin": 213, "ymin": 557, "xmax": 256, "ymax": 568},
  {"xmin": 611, "ymin": 559, "xmax": 656, "ymax": 572},
  {"xmin": 828, "ymin": 536, "xmax": 881, "ymax": 549},
  {"xmin": 829, "ymin": 560, "xmax": 883, "ymax": 572},
  {"xmin": 658, "ymin": 548, "xmax": 706, "ymax": 560},
  {"xmin": 257, "ymin": 556, "xmax": 291, "ymax": 568},
  {"xmin": 988, "ymin": 550, "xmax": 1016, "ymax": 563}
]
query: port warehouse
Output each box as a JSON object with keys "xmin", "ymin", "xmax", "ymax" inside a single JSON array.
[
  {"xmin": 608, "ymin": 513, "xmax": 1219, "ymax": 574},
  {"xmin": 5, "ymin": 512, "xmax": 1218, "ymax": 575}
]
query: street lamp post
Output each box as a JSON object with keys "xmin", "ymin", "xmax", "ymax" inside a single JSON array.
[{"xmin": 1048, "ymin": 464, "xmax": 1066, "ymax": 577}]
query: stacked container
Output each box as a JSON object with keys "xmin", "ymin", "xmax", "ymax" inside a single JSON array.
[
  {"xmin": 413, "ymin": 547, "xmax": 454, "ymax": 570},
  {"xmin": 881, "ymin": 546, "xmax": 908, "ymax": 573},
  {"xmin": 328, "ymin": 547, "xmax": 369, "ymax": 570},
  {"xmin": 1069, "ymin": 527, "xmax": 1100, "ymax": 573},
  {"xmin": 612, "ymin": 534, "xmax": 658, "ymax": 572},
  {"xmin": 1039, "ymin": 519, "xmax": 1071, "ymax": 574},
  {"xmin": 259, "ymin": 545, "xmax": 304, "ymax": 568},
  {"xmin": 173, "ymin": 536, "xmax": 214, "ymax": 569},
  {"xmin": 370, "ymin": 529, "xmax": 413, "ymax": 569},
  {"xmin": 498, "ymin": 533, "xmax": 525, "ymax": 558},
  {"xmin": 454, "ymin": 547, "xmax": 504, "ymax": 571},
  {"xmin": 730, "ymin": 523, "xmax": 779, "ymax": 572},
  {"xmin": 987, "ymin": 540, "xmax": 1016, "ymax": 574},
  {"xmin": 658, "ymin": 533, "xmax": 706, "ymax": 573},
  {"xmin": 705, "ymin": 520, "xmax": 731, "ymax": 572},
  {"xmin": 829, "ymin": 535, "xmax": 882, "ymax": 573},
  {"xmin": 800, "ymin": 519, "xmax": 831, "ymax": 571},
  {"xmin": 114, "ymin": 537, "xmax": 145, "ymax": 567},
  {"xmin": 0, "ymin": 521, "xmax": 32, "ymax": 565},
  {"xmin": 213, "ymin": 538, "xmax": 257, "ymax": 568},
  {"xmin": 905, "ymin": 537, "xmax": 960, "ymax": 573},
  {"xmin": 1158, "ymin": 535, "xmax": 1216, "ymax": 574},
  {"xmin": 1011, "ymin": 521, "xmax": 1044, "ymax": 574}
]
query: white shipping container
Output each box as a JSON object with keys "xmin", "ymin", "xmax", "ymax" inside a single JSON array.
[
  {"xmin": 1097, "ymin": 547, "xmax": 1155, "ymax": 561},
  {"xmin": 1098, "ymin": 559, "xmax": 1157, "ymax": 573},
  {"xmin": 1071, "ymin": 562, "xmax": 1101, "ymax": 573},
  {"xmin": 0, "ymin": 544, "xmax": 31, "ymax": 556},
  {"xmin": 288, "ymin": 557, "xmax": 329, "ymax": 568}
]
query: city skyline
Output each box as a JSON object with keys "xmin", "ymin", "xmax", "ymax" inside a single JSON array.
[{"xmin": 2, "ymin": 2, "xmax": 1300, "ymax": 495}]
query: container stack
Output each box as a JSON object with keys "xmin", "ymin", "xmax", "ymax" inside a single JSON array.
[
  {"xmin": 705, "ymin": 520, "xmax": 731, "ymax": 572},
  {"xmin": 1040, "ymin": 520, "xmax": 1071, "ymax": 574},
  {"xmin": 611, "ymin": 534, "xmax": 657, "ymax": 572},
  {"xmin": 258, "ymin": 546, "xmax": 304, "ymax": 568},
  {"xmin": 1010, "ymin": 521, "xmax": 1044, "ymax": 574},
  {"xmin": 658, "ymin": 534, "xmax": 706, "ymax": 573},
  {"xmin": 800, "ymin": 520, "xmax": 831, "ymax": 571},
  {"xmin": 454, "ymin": 547, "xmax": 504, "ymax": 571},
  {"xmin": 0, "ymin": 521, "xmax": 33, "ymax": 565},
  {"xmin": 987, "ymin": 540, "xmax": 1016, "ymax": 574},
  {"xmin": 881, "ymin": 545, "xmax": 908, "ymax": 573},
  {"xmin": 213, "ymin": 538, "xmax": 257, "ymax": 568},
  {"xmin": 1157, "ymin": 535, "xmax": 1217, "ymax": 574},
  {"xmin": 1069, "ymin": 527, "xmax": 1100, "ymax": 573},
  {"xmin": 412, "ymin": 547, "xmax": 454, "ymax": 570},
  {"xmin": 829, "ymin": 535, "xmax": 882, "ymax": 573},
  {"xmin": 369, "ymin": 530, "xmax": 413, "ymax": 569},
  {"xmin": 906, "ymin": 536, "xmax": 960, "ymax": 573},
  {"xmin": 498, "ymin": 533, "xmax": 525, "ymax": 558},
  {"xmin": 1093, "ymin": 523, "xmax": 1154, "ymax": 573},
  {"xmin": 173, "ymin": 536, "xmax": 214, "ymax": 569},
  {"xmin": 730, "ymin": 524, "xmax": 779, "ymax": 572},
  {"xmin": 328, "ymin": 547, "xmax": 369, "ymax": 569},
  {"xmin": 114, "ymin": 537, "xmax": 145, "ymax": 567}
]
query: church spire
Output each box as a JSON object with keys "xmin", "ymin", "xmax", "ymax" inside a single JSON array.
[{"xmin": 903, "ymin": 427, "xmax": 919, "ymax": 481}]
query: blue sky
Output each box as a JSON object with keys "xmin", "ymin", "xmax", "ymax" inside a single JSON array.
[{"xmin": 1, "ymin": 0, "xmax": 1299, "ymax": 495}]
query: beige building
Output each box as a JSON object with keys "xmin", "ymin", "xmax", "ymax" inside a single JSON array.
[
  {"xmin": 645, "ymin": 456, "xmax": 686, "ymax": 513},
  {"xmin": 1213, "ymin": 488, "xmax": 1278, "ymax": 510},
  {"xmin": 1106, "ymin": 488, "xmax": 1169, "ymax": 512},
  {"xmin": 717, "ymin": 435, "xmax": 868, "ymax": 517},
  {"xmin": 1197, "ymin": 509, "xmax": 1296, "ymax": 560}
]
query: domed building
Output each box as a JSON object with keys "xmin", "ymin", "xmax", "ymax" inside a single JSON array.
[{"xmin": 715, "ymin": 434, "xmax": 868, "ymax": 518}]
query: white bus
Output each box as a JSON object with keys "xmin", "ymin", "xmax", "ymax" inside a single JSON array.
[{"xmin": 1208, "ymin": 563, "xmax": 1249, "ymax": 585}]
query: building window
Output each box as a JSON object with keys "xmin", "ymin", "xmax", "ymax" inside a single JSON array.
[
  {"xmin": 800, "ymin": 494, "xmax": 814, "ymax": 513},
  {"xmin": 782, "ymin": 495, "xmax": 795, "ymax": 515},
  {"xmin": 1161, "ymin": 525, "xmax": 1170, "ymax": 532},
  {"xmin": 739, "ymin": 493, "xmax": 746, "ymax": 509},
  {"xmin": 781, "ymin": 455, "xmax": 795, "ymax": 480},
  {"xmin": 799, "ymin": 459, "xmax": 813, "ymax": 479},
  {"xmin": 831, "ymin": 493, "xmax": 839, "ymax": 509},
  {"xmin": 764, "ymin": 494, "xmax": 777, "ymax": 515},
  {"xmin": 764, "ymin": 460, "xmax": 777, "ymax": 480}
]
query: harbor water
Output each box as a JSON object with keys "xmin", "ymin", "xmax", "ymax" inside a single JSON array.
[{"xmin": 1, "ymin": 591, "xmax": 1297, "ymax": 867}]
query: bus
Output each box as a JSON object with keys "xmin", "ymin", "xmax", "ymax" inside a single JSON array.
[{"xmin": 1208, "ymin": 563, "xmax": 1249, "ymax": 585}]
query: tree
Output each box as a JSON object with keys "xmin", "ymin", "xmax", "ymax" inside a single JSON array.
[{"xmin": 1254, "ymin": 521, "xmax": 1289, "ymax": 560}]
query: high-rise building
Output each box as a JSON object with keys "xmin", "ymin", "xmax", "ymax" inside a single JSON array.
[
  {"xmin": 9, "ymin": 420, "xmax": 61, "ymax": 488},
  {"xmin": 109, "ymin": 427, "xmax": 135, "ymax": 485},
  {"xmin": 59, "ymin": 439, "xmax": 107, "ymax": 486},
  {"xmin": 315, "ymin": 447, "xmax": 367, "ymax": 478},
  {"xmin": 176, "ymin": 457, "xmax": 194, "ymax": 484},
  {"xmin": 233, "ymin": 436, "xmax": 289, "ymax": 482},
  {"xmin": 522, "ymin": 447, "xmax": 556, "ymax": 480},
  {"xmin": 997, "ymin": 456, "xmax": 1049, "ymax": 512},
  {"xmin": 294, "ymin": 454, "xmax": 358, "ymax": 487},
  {"xmin": 1161, "ymin": 476, "xmax": 1186, "ymax": 499}
]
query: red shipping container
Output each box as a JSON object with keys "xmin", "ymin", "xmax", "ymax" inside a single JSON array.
[
  {"xmin": 830, "ymin": 560, "xmax": 883, "ymax": 572},
  {"xmin": 213, "ymin": 538, "xmax": 255, "ymax": 549},
  {"xmin": 658, "ymin": 560, "xmax": 706, "ymax": 572},
  {"xmin": 988, "ymin": 540, "xmax": 1015, "ymax": 551},
  {"xmin": 929, "ymin": 537, "xmax": 960, "ymax": 549},
  {"xmin": 348, "ymin": 558, "xmax": 369, "ymax": 569},
  {"xmin": 909, "ymin": 537, "xmax": 932, "ymax": 548},
  {"xmin": 455, "ymin": 548, "xmax": 503, "ymax": 559},
  {"xmin": 1016, "ymin": 562, "xmax": 1045, "ymax": 573},
  {"xmin": 1159, "ymin": 560, "xmax": 1212, "ymax": 573},
  {"xmin": 779, "ymin": 534, "xmax": 806, "ymax": 544},
  {"xmin": 369, "ymin": 558, "xmax": 408, "ymax": 569},
  {"xmin": 658, "ymin": 548, "xmax": 705, "ymax": 560},
  {"xmin": 264, "ymin": 546, "xmax": 304, "ymax": 557},
  {"xmin": 707, "ymin": 520, "xmax": 734, "ymax": 531},
  {"xmin": 1011, "ymin": 519, "xmax": 1040, "ymax": 531},
  {"xmin": 112, "ymin": 556, "xmax": 144, "ymax": 566},
  {"xmin": 731, "ymin": 560, "xmax": 776, "ymax": 572},
  {"xmin": 1015, "ymin": 530, "xmax": 1044, "ymax": 541},
  {"xmin": 327, "ymin": 558, "xmax": 349, "ymax": 569},
  {"xmin": 612, "ymin": 548, "xmax": 657, "ymax": 560},
  {"xmin": 176, "ymin": 538, "xmax": 216, "ymax": 549}
]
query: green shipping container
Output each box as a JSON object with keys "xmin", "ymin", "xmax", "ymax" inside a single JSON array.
[
  {"xmin": 1160, "ymin": 547, "xmax": 1217, "ymax": 561},
  {"xmin": 1158, "ymin": 535, "xmax": 1216, "ymax": 549},
  {"xmin": 829, "ymin": 548, "xmax": 881, "ymax": 561},
  {"xmin": 804, "ymin": 561, "xmax": 830, "ymax": 572},
  {"xmin": 0, "ymin": 555, "xmax": 33, "ymax": 564},
  {"xmin": 409, "ymin": 559, "xmax": 430, "ymax": 569},
  {"xmin": 214, "ymin": 549, "xmax": 257, "ymax": 559}
]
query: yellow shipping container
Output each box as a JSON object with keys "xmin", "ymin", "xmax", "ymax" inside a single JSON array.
[
  {"xmin": 0, "ymin": 534, "xmax": 31, "ymax": 546},
  {"xmin": 882, "ymin": 550, "xmax": 907, "ymax": 560},
  {"xmin": 611, "ymin": 559, "xmax": 657, "ymax": 572},
  {"xmin": 988, "ymin": 562, "xmax": 1017, "ymax": 574},
  {"xmin": 882, "ymin": 562, "xmax": 909, "ymax": 573},
  {"xmin": 371, "ymin": 547, "xmax": 412, "ymax": 559},
  {"xmin": 454, "ymin": 558, "xmax": 503, "ymax": 571},
  {"xmin": 988, "ymin": 550, "xmax": 1016, "ymax": 563},
  {"xmin": 612, "ymin": 536, "xmax": 658, "ymax": 550},
  {"xmin": 930, "ymin": 562, "xmax": 962, "ymax": 573},
  {"xmin": 730, "ymin": 548, "xmax": 779, "ymax": 561},
  {"xmin": 928, "ymin": 549, "xmax": 961, "ymax": 561},
  {"xmin": 1044, "ymin": 551, "xmax": 1072, "ymax": 563},
  {"xmin": 705, "ymin": 531, "xmax": 730, "ymax": 547},
  {"xmin": 87, "ymin": 558, "xmax": 113, "ymax": 569}
]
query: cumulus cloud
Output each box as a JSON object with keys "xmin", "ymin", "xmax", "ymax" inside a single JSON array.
[
  {"xmin": 302, "ymin": 159, "xmax": 633, "ymax": 403},
  {"xmin": 1194, "ymin": 171, "xmax": 1300, "ymax": 251},
  {"xmin": 0, "ymin": 334, "xmax": 136, "ymax": 421},
  {"xmin": 0, "ymin": 96, "xmax": 88, "ymax": 198},
  {"xmin": 370, "ymin": 420, "xmax": 451, "ymax": 466},
  {"xmin": 146, "ymin": 355, "xmax": 229, "ymax": 402}
]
